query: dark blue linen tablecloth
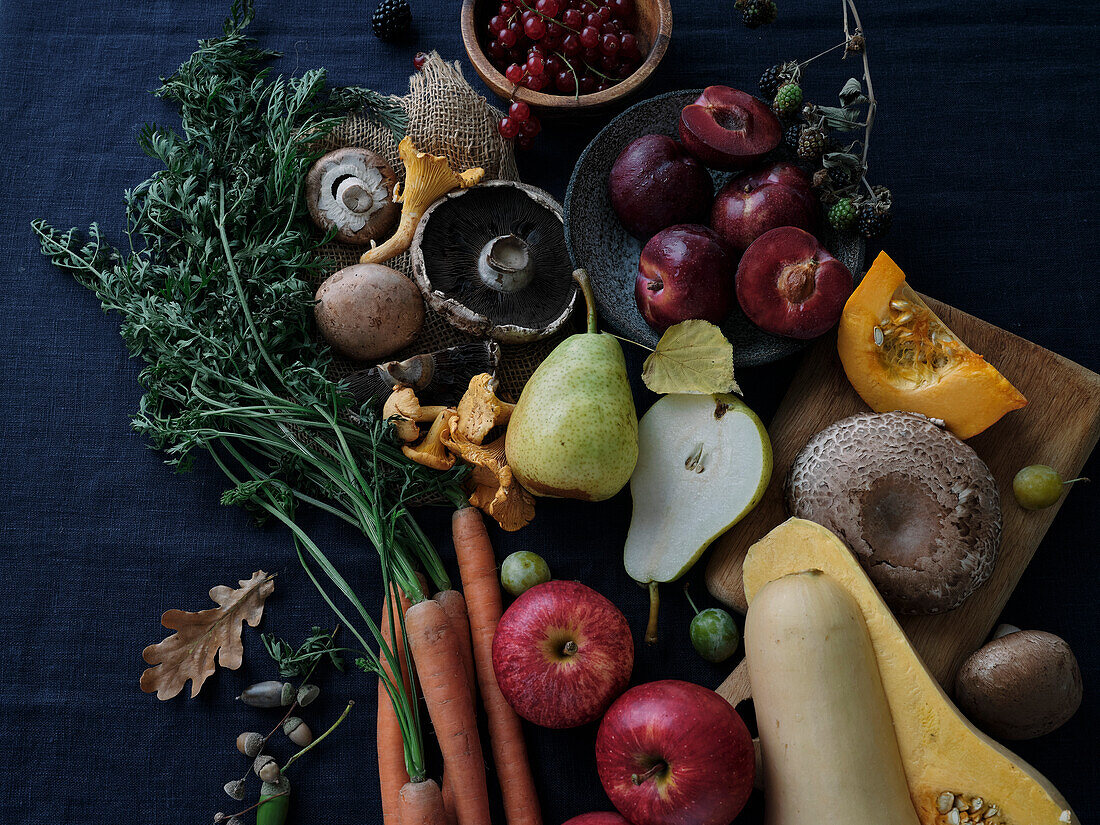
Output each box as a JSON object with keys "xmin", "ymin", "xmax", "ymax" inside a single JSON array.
[{"xmin": 1, "ymin": 1, "xmax": 1097, "ymax": 823}]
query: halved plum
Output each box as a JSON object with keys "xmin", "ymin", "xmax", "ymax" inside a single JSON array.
[
  {"xmin": 679, "ymin": 86, "xmax": 782, "ymax": 171},
  {"xmin": 736, "ymin": 227, "xmax": 852, "ymax": 339}
]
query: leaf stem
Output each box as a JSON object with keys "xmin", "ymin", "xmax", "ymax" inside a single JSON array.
[{"xmin": 282, "ymin": 700, "xmax": 355, "ymax": 772}]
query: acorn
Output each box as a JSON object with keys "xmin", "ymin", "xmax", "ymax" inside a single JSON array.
[
  {"xmin": 236, "ymin": 731, "xmax": 264, "ymax": 758},
  {"xmin": 297, "ymin": 684, "xmax": 320, "ymax": 707},
  {"xmin": 238, "ymin": 681, "xmax": 289, "ymax": 708},
  {"xmin": 283, "ymin": 716, "xmax": 314, "ymax": 747},
  {"xmin": 254, "ymin": 753, "xmax": 278, "ymax": 779},
  {"xmin": 223, "ymin": 780, "xmax": 245, "ymax": 801},
  {"xmin": 259, "ymin": 760, "xmax": 282, "ymax": 783}
]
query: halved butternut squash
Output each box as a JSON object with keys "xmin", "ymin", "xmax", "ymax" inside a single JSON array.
[
  {"xmin": 837, "ymin": 252, "xmax": 1026, "ymax": 438},
  {"xmin": 743, "ymin": 518, "xmax": 1077, "ymax": 825}
]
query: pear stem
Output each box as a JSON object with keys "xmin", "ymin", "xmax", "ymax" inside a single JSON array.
[
  {"xmin": 645, "ymin": 581, "xmax": 660, "ymax": 644},
  {"xmin": 573, "ymin": 268, "xmax": 598, "ymax": 334}
]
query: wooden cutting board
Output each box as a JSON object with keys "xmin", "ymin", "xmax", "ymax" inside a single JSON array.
[{"xmin": 706, "ymin": 296, "xmax": 1100, "ymax": 708}]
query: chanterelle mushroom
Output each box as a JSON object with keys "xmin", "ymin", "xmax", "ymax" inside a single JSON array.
[
  {"xmin": 955, "ymin": 628, "xmax": 1083, "ymax": 740},
  {"xmin": 456, "ymin": 373, "xmax": 514, "ymax": 444},
  {"xmin": 306, "ymin": 148, "xmax": 399, "ymax": 245},
  {"xmin": 402, "ymin": 410, "xmax": 456, "ymax": 472},
  {"xmin": 383, "ymin": 387, "xmax": 447, "ymax": 443},
  {"xmin": 410, "ymin": 180, "xmax": 577, "ymax": 342},
  {"xmin": 785, "ymin": 411, "xmax": 1001, "ymax": 615}
]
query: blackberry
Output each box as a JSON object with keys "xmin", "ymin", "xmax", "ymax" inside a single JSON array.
[
  {"xmin": 827, "ymin": 165, "xmax": 853, "ymax": 187},
  {"xmin": 772, "ymin": 83, "xmax": 802, "ymax": 117},
  {"xmin": 828, "ymin": 198, "xmax": 858, "ymax": 232},
  {"xmin": 858, "ymin": 200, "xmax": 892, "ymax": 239},
  {"xmin": 759, "ymin": 64, "xmax": 790, "ymax": 99},
  {"xmin": 783, "ymin": 123, "xmax": 802, "ymax": 152},
  {"xmin": 372, "ymin": 0, "xmax": 413, "ymax": 42},
  {"xmin": 739, "ymin": 0, "xmax": 777, "ymax": 29},
  {"xmin": 797, "ymin": 126, "xmax": 827, "ymax": 159}
]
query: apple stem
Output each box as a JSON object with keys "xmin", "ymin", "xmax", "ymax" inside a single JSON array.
[
  {"xmin": 631, "ymin": 761, "xmax": 667, "ymax": 786},
  {"xmin": 573, "ymin": 268, "xmax": 598, "ymax": 334},
  {"xmin": 645, "ymin": 581, "xmax": 660, "ymax": 645},
  {"xmin": 683, "ymin": 584, "xmax": 701, "ymax": 617}
]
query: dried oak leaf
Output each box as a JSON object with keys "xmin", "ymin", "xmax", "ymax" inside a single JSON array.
[{"xmin": 140, "ymin": 571, "xmax": 275, "ymax": 700}]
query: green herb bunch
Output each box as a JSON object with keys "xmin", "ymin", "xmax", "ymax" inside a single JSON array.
[{"xmin": 33, "ymin": 0, "xmax": 460, "ymax": 782}]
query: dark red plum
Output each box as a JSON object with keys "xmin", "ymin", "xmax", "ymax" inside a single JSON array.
[
  {"xmin": 609, "ymin": 134, "xmax": 714, "ymax": 241},
  {"xmin": 711, "ymin": 161, "xmax": 819, "ymax": 251},
  {"xmin": 679, "ymin": 86, "xmax": 782, "ymax": 171},
  {"xmin": 635, "ymin": 224, "xmax": 735, "ymax": 332},
  {"xmin": 736, "ymin": 226, "xmax": 852, "ymax": 339}
]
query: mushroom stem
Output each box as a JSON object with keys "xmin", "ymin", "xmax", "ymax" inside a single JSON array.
[
  {"xmin": 337, "ymin": 180, "xmax": 374, "ymax": 213},
  {"xmin": 573, "ymin": 268, "xmax": 598, "ymax": 334},
  {"xmin": 478, "ymin": 234, "xmax": 534, "ymax": 292}
]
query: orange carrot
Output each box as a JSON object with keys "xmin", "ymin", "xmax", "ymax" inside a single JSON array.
[
  {"xmin": 452, "ymin": 506, "xmax": 543, "ymax": 825},
  {"xmin": 435, "ymin": 589, "xmax": 476, "ymax": 825},
  {"xmin": 404, "ymin": 598, "xmax": 491, "ymax": 825},
  {"xmin": 397, "ymin": 778, "xmax": 447, "ymax": 825},
  {"xmin": 378, "ymin": 584, "xmax": 414, "ymax": 825}
]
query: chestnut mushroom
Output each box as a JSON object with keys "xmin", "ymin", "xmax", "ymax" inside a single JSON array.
[
  {"xmin": 306, "ymin": 148, "xmax": 399, "ymax": 245},
  {"xmin": 410, "ymin": 180, "xmax": 577, "ymax": 343},
  {"xmin": 314, "ymin": 263, "xmax": 424, "ymax": 361},
  {"xmin": 785, "ymin": 411, "xmax": 1001, "ymax": 615},
  {"xmin": 955, "ymin": 627, "xmax": 1083, "ymax": 740}
]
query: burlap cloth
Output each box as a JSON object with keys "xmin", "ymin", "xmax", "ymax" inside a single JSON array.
[{"xmin": 313, "ymin": 53, "xmax": 571, "ymax": 401}]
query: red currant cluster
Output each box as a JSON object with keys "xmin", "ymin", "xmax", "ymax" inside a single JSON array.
[{"xmin": 485, "ymin": 0, "xmax": 645, "ymax": 100}]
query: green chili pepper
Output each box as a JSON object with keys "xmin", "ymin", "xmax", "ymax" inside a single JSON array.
[{"xmin": 257, "ymin": 777, "xmax": 290, "ymax": 825}]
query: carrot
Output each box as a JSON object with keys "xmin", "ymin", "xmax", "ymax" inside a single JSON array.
[
  {"xmin": 435, "ymin": 589, "xmax": 476, "ymax": 825},
  {"xmin": 452, "ymin": 506, "xmax": 543, "ymax": 825},
  {"xmin": 378, "ymin": 584, "xmax": 414, "ymax": 825},
  {"xmin": 397, "ymin": 778, "xmax": 447, "ymax": 825},
  {"xmin": 404, "ymin": 598, "xmax": 491, "ymax": 825}
]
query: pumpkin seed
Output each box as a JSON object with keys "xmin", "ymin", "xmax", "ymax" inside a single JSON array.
[{"xmin": 938, "ymin": 792, "xmax": 955, "ymax": 814}]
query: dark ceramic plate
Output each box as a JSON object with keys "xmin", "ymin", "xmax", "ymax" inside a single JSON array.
[{"xmin": 564, "ymin": 89, "xmax": 865, "ymax": 367}]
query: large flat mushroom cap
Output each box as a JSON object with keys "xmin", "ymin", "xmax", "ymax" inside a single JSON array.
[{"xmin": 785, "ymin": 410, "xmax": 1001, "ymax": 614}]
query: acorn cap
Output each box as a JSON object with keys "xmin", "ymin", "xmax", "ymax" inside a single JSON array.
[{"xmin": 410, "ymin": 180, "xmax": 577, "ymax": 343}]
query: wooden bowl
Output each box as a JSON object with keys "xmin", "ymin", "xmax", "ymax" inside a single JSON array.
[{"xmin": 460, "ymin": 0, "xmax": 672, "ymax": 112}]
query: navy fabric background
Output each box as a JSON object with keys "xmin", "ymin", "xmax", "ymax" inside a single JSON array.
[{"xmin": 0, "ymin": 1, "xmax": 1097, "ymax": 823}]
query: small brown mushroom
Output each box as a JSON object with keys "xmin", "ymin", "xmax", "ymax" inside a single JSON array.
[
  {"xmin": 306, "ymin": 148, "xmax": 399, "ymax": 245},
  {"xmin": 785, "ymin": 411, "xmax": 1001, "ymax": 615},
  {"xmin": 955, "ymin": 628, "xmax": 1082, "ymax": 740},
  {"xmin": 315, "ymin": 264, "xmax": 424, "ymax": 361}
]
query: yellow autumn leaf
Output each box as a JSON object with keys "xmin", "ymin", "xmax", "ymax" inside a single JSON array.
[{"xmin": 642, "ymin": 320, "xmax": 740, "ymax": 395}]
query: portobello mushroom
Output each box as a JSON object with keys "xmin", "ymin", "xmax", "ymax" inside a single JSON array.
[{"xmin": 410, "ymin": 180, "xmax": 577, "ymax": 343}]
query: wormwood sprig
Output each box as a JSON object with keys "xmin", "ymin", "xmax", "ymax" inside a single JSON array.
[
  {"xmin": 263, "ymin": 626, "xmax": 345, "ymax": 678},
  {"xmin": 33, "ymin": 0, "xmax": 450, "ymax": 783}
]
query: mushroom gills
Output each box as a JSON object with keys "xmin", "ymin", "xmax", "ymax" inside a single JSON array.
[
  {"xmin": 342, "ymin": 341, "xmax": 501, "ymax": 407},
  {"xmin": 413, "ymin": 182, "xmax": 576, "ymax": 342}
]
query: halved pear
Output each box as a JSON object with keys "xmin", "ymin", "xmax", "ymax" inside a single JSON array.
[{"xmin": 625, "ymin": 394, "xmax": 771, "ymax": 641}]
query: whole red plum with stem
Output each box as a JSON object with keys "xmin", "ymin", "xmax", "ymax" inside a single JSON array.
[
  {"xmin": 635, "ymin": 224, "xmax": 735, "ymax": 332},
  {"xmin": 609, "ymin": 134, "xmax": 714, "ymax": 241},
  {"xmin": 492, "ymin": 580, "xmax": 633, "ymax": 729},
  {"xmin": 679, "ymin": 86, "xmax": 782, "ymax": 171},
  {"xmin": 736, "ymin": 226, "xmax": 853, "ymax": 339},
  {"xmin": 711, "ymin": 161, "xmax": 819, "ymax": 251}
]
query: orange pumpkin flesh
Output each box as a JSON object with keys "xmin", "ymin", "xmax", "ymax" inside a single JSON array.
[{"xmin": 837, "ymin": 252, "xmax": 1026, "ymax": 439}]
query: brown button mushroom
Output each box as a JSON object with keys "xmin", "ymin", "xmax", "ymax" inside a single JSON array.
[
  {"xmin": 955, "ymin": 628, "xmax": 1083, "ymax": 740},
  {"xmin": 785, "ymin": 411, "xmax": 1001, "ymax": 615},
  {"xmin": 306, "ymin": 148, "xmax": 400, "ymax": 245},
  {"xmin": 410, "ymin": 180, "xmax": 577, "ymax": 343},
  {"xmin": 314, "ymin": 264, "xmax": 424, "ymax": 361}
]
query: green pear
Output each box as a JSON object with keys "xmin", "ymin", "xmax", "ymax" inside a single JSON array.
[
  {"xmin": 625, "ymin": 393, "xmax": 771, "ymax": 641},
  {"xmin": 506, "ymin": 270, "xmax": 638, "ymax": 501}
]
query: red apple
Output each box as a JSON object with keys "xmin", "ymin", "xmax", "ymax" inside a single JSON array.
[
  {"xmin": 679, "ymin": 86, "xmax": 782, "ymax": 171},
  {"xmin": 492, "ymin": 580, "xmax": 633, "ymax": 729},
  {"xmin": 610, "ymin": 134, "xmax": 714, "ymax": 241},
  {"xmin": 736, "ymin": 226, "xmax": 853, "ymax": 339},
  {"xmin": 635, "ymin": 224, "xmax": 735, "ymax": 332},
  {"xmin": 562, "ymin": 815, "xmax": 632, "ymax": 825},
  {"xmin": 710, "ymin": 161, "xmax": 819, "ymax": 251},
  {"xmin": 595, "ymin": 680, "xmax": 755, "ymax": 825}
]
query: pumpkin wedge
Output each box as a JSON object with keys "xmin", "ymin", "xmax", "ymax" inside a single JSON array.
[
  {"xmin": 837, "ymin": 252, "xmax": 1026, "ymax": 438},
  {"xmin": 743, "ymin": 518, "xmax": 1078, "ymax": 825}
]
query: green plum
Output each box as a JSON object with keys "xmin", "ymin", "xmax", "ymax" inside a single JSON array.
[
  {"xmin": 500, "ymin": 551, "xmax": 550, "ymax": 597},
  {"xmin": 1013, "ymin": 465, "xmax": 1079, "ymax": 510},
  {"xmin": 685, "ymin": 588, "xmax": 740, "ymax": 663}
]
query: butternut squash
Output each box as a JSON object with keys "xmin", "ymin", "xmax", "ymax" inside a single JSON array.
[
  {"xmin": 744, "ymin": 518, "xmax": 1078, "ymax": 825},
  {"xmin": 745, "ymin": 570, "xmax": 921, "ymax": 825},
  {"xmin": 837, "ymin": 251, "xmax": 1026, "ymax": 439}
]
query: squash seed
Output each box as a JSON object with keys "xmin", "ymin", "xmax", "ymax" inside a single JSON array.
[
  {"xmin": 938, "ymin": 793, "xmax": 956, "ymax": 814},
  {"xmin": 970, "ymin": 798, "xmax": 983, "ymax": 812},
  {"xmin": 947, "ymin": 808, "xmax": 961, "ymax": 825},
  {"xmin": 874, "ymin": 326, "xmax": 884, "ymax": 346}
]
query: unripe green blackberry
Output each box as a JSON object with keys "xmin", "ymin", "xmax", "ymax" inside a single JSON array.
[
  {"xmin": 773, "ymin": 83, "xmax": 802, "ymax": 117},
  {"xmin": 828, "ymin": 198, "xmax": 858, "ymax": 232}
]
